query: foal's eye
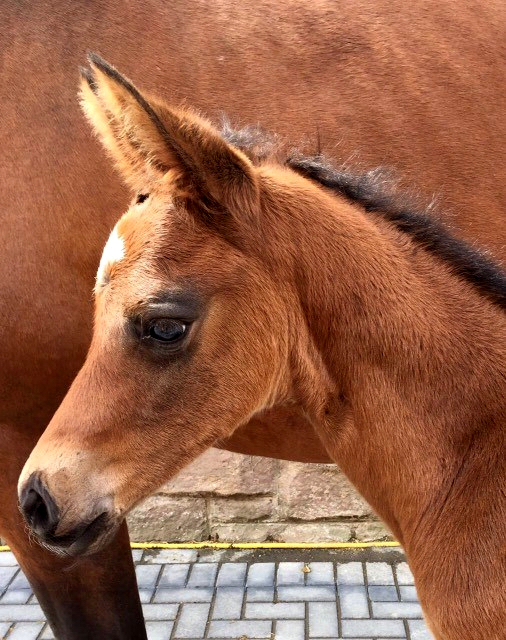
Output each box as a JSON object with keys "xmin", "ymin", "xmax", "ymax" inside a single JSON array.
[
  {"xmin": 147, "ymin": 318, "xmax": 187, "ymax": 343},
  {"xmin": 136, "ymin": 193, "xmax": 149, "ymax": 204}
]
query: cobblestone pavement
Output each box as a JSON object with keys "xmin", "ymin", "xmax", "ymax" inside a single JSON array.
[{"xmin": 0, "ymin": 548, "xmax": 434, "ymax": 639}]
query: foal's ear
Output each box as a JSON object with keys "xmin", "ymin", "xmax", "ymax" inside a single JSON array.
[{"xmin": 80, "ymin": 54, "xmax": 259, "ymax": 218}]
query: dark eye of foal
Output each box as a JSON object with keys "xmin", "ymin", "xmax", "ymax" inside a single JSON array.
[
  {"xmin": 147, "ymin": 318, "xmax": 187, "ymax": 343},
  {"xmin": 136, "ymin": 193, "xmax": 149, "ymax": 204}
]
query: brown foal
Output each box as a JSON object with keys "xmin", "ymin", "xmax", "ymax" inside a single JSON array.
[{"xmin": 19, "ymin": 57, "xmax": 506, "ymax": 640}]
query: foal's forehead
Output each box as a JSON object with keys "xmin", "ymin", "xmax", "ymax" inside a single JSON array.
[
  {"xmin": 95, "ymin": 199, "xmax": 166, "ymax": 291},
  {"xmin": 94, "ymin": 196, "xmax": 208, "ymax": 292}
]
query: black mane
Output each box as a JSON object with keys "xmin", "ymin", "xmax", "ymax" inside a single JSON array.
[
  {"xmin": 287, "ymin": 155, "xmax": 506, "ymax": 309},
  {"xmin": 220, "ymin": 121, "xmax": 506, "ymax": 309}
]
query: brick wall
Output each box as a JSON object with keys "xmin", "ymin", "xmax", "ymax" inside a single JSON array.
[{"xmin": 127, "ymin": 449, "xmax": 391, "ymax": 542}]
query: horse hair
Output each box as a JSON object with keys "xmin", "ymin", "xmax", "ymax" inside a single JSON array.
[{"xmin": 222, "ymin": 122, "xmax": 506, "ymax": 309}]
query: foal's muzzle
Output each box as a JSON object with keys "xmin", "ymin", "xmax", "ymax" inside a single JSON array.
[{"xmin": 19, "ymin": 473, "xmax": 116, "ymax": 556}]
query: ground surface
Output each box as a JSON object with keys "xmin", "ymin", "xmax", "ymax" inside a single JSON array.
[{"xmin": 0, "ymin": 547, "xmax": 433, "ymax": 639}]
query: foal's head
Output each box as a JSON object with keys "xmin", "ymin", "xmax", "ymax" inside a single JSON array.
[{"xmin": 18, "ymin": 56, "xmax": 333, "ymax": 554}]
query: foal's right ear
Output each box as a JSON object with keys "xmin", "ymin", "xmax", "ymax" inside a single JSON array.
[
  {"xmin": 79, "ymin": 55, "xmax": 176, "ymax": 191},
  {"xmin": 79, "ymin": 54, "xmax": 259, "ymax": 221}
]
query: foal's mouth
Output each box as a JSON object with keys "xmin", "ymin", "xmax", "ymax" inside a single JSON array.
[{"xmin": 36, "ymin": 512, "xmax": 119, "ymax": 558}]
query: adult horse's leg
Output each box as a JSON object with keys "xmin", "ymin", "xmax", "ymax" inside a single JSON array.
[{"xmin": 0, "ymin": 426, "xmax": 147, "ymax": 640}]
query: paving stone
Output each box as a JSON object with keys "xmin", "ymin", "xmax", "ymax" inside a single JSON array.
[
  {"xmin": 195, "ymin": 549, "xmax": 231, "ymax": 564},
  {"xmin": 246, "ymin": 602, "xmax": 305, "ymax": 619},
  {"xmin": 247, "ymin": 587, "xmax": 274, "ymax": 602},
  {"xmin": 216, "ymin": 563, "xmax": 247, "ymax": 586},
  {"xmin": 366, "ymin": 563, "xmax": 395, "ymax": 585},
  {"xmin": 247, "ymin": 563, "xmax": 275, "ymax": 587},
  {"xmin": 208, "ymin": 619, "xmax": 272, "ymax": 638},
  {"xmin": 212, "ymin": 587, "xmax": 244, "ymax": 619},
  {"xmin": 0, "ymin": 591, "xmax": 31, "ymax": 605},
  {"xmin": 342, "ymin": 619, "xmax": 405, "ymax": 637},
  {"xmin": 143, "ymin": 549, "xmax": 198, "ymax": 564},
  {"xmin": 8, "ymin": 573, "xmax": 30, "ymax": 591},
  {"xmin": 0, "ymin": 606, "xmax": 44, "ymax": 622},
  {"xmin": 408, "ymin": 620, "xmax": 434, "ymax": 639},
  {"xmin": 139, "ymin": 589, "xmax": 154, "ymax": 604},
  {"xmin": 0, "ymin": 567, "xmax": 19, "ymax": 590},
  {"xmin": 308, "ymin": 601, "xmax": 339, "ymax": 637},
  {"xmin": 136, "ymin": 564, "xmax": 162, "ymax": 590},
  {"xmin": 306, "ymin": 562, "xmax": 334, "ymax": 585},
  {"xmin": 0, "ymin": 551, "xmax": 429, "ymax": 638},
  {"xmin": 275, "ymin": 619, "xmax": 305, "ymax": 640},
  {"xmin": 400, "ymin": 586, "xmax": 419, "ymax": 601},
  {"xmin": 373, "ymin": 601, "xmax": 423, "ymax": 619},
  {"xmin": 187, "ymin": 562, "xmax": 218, "ymax": 587},
  {"xmin": 7, "ymin": 622, "xmax": 44, "ymax": 639},
  {"xmin": 0, "ymin": 554, "xmax": 17, "ymax": 566},
  {"xmin": 337, "ymin": 563, "xmax": 365, "ymax": 585},
  {"xmin": 142, "ymin": 604, "xmax": 179, "ymax": 620},
  {"xmin": 38, "ymin": 624, "xmax": 54, "ymax": 639},
  {"xmin": 277, "ymin": 562, "xmax": 305, "ymax": 585},
  {"xmin": 146, "ymin": 620, "xmax": 174, "ymax": 640},
  {"xmin": 174, "ymin": 602, "xmax": 210, "ymax": 638},
  {"xmin": 368, "ymin": 586, "xmax": 398, "ymax": 602},
  {"xmin": 278, "ymin": 585, "xmax": 336, "ymax": 601},
  {"xmin": 153, "ymin": 588, "xmax": 213, "ymax": 603},
  {"xmin": 131, "ymin": 549, "xmax": 144, "ymax": 563},
  {"xmin": 338, "ymin": 585, "xmax": 370, "ymax": 618},
  {"xmin": 158, "ymin": 564, "xmax": 190, "ymax": 588},
  {"xmin": 395, "ymin": 563, "xmax": 415, "ymax": 585}
]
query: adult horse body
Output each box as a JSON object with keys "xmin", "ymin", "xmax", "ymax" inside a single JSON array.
[{"xmin": 1, "ymin": 0, "xmax": 505, "ymax": 638}]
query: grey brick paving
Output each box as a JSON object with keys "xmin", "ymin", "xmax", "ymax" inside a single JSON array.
[
  {"xmin": 246, "ymin": 586, "xmax": 274, "ymax": 602},
  {"xmin": 342, "ymin": 618, "xmax": 405, "ymax": 637},
  {"xmin": 308, "ymin": 601, "xmax": 339, "ymax": 637},
  {"xmin": 306, "ymin": 562, "xmax": 334, "ymax": 585},
  {"xmin": 0, "ymin": 550, "xmax": 434, "ymax": 639},
  {"xmin": 174, "ymin": 602, "xmax": 210, "ymax": 637},
  {"xmin": 247, "ymin": 562, "xmax": 275, "ymax": 587},
  {"xmin": 216, "ymin": 562, "xmax": 247, "ymax": 587},
  {"xmin": 212, "ymin": 586, "xmax": 244, "ymax": 619},
  {"xmin": 276, "ymin": 619, "xmax": 305, "ymax": 640},
  {"xmin": 245, "ymin": 602, "xmax": 305, "ymax": 619},
  {"xmin": 187, "ymin": 563, "xmax": 218, "ymax": 588},
  {"xmin": 338, "ymin": 585, "xmax": 369, "ymax": 618},
  {"xmin": 159, "ymin": 564, "xmax": 190, "ymax": 587}
]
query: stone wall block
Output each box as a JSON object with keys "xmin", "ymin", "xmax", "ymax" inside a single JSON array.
[
  {"xmin": 211, "ymin": 522, "xmax": 356, "ymax": 543},
  {"xmin": 278, "ymin": 461, "xmax": 372, "ymax": 519},
  {"xmin": 209, "ymin": 496, "xmax": 275, "ymax": 524},
  {"xmin": 159, "ymin": 449, "xmax": 276, "ymax": 496},
  {"xmin": 128, "ymin": 495, "xmax": 207, "ymax": 542},
  {"xmin": 353, "ymin": 522, "xmax": 393, "ymax": 542}
]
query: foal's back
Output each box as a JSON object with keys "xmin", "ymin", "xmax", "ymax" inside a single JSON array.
[{"xmin": 1, "ymin": 0, "xmax": 505, "ymax": 436}]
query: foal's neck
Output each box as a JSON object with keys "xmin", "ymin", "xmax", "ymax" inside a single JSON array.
[{"xmin": 268, "ymin": 174, "xmax": 506, "ymax": 544}]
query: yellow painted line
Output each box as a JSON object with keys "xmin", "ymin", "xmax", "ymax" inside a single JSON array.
[
  {"xmin": 0, "ymin": 541, "xmax": 400, "ymax": 552},
  {"xmin": 130, "ymin": 541, "xmax": 400, "ymax": 550}
]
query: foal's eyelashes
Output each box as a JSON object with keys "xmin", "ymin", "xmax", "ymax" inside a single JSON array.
[{"xmin": 135, "ymin": 193, "xmax": 149, "ymax": 204}]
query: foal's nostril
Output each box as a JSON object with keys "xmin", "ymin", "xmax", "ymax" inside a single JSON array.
[{"xmin": 19, "ymin": 474, "xmax": 60, "ymax": 537}]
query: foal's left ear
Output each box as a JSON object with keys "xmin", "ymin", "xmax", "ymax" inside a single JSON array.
[{"xmin": 80, "ymin": 54, "xmax": 259, "ymax": 222}]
